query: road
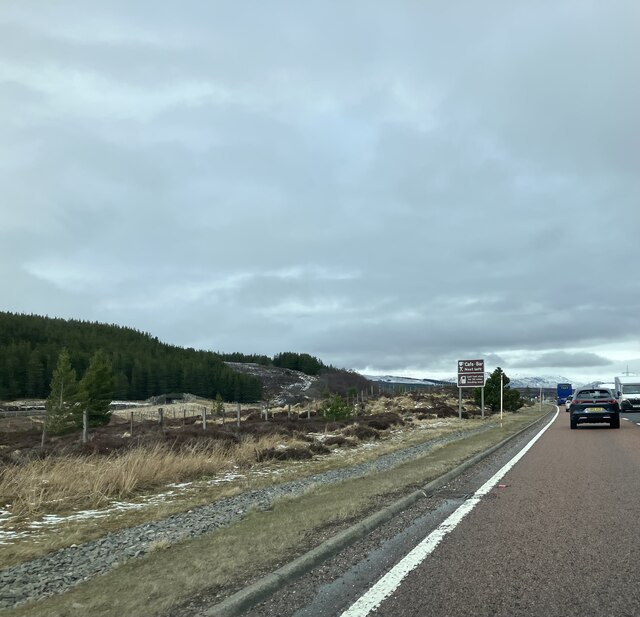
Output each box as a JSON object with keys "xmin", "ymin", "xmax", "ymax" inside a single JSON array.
[
  {"xmin": 243, "ymin": 409, "xmax": 640, "ymax": 617},
  {"xmin": 622, "ymin": 410, "xmax": 640, "ymax": 427}
]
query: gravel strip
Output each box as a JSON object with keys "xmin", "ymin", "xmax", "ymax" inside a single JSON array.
[{"xmin": 0, "ymin": 423, "xmax": 496, "ymax": 609}]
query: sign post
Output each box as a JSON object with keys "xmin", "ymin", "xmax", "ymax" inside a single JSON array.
[{"xmin": 457, "ymin": 359, "xmax": 486, "ymax": 419}]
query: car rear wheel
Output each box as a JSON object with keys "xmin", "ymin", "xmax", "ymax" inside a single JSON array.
[
  {"xmin": 570, "ymin": 416, "xmax": 577, "ymax": 429},
  {"xmin": 610, "ymin": 415, "xmax": 620, "ymax": 429}
]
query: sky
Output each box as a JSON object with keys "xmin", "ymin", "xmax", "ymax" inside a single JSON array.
[{"xmin": 1, "ymin": 1, "xmax": 639, "ymax": 385}]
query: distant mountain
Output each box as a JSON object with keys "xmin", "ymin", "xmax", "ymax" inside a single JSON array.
[
  {"xmin": 503, "ymin": 374, "xmax": 575, "ymax": 389},
  {"xmin": 363, "ymin": 374, "xmax": 455, "ymax": 387},
  {"xmin": 442, "ymin": 374, "xmax": 576, "ymax": 389},
  {"xmin": 366, "ymin": 373, "xmax": 576, "ymax": 389}
]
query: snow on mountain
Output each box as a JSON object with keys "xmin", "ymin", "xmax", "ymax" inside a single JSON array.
[
  {"xmin": 443, "ymin": 374, "xmax": 576, "ymax": 388},
  {"xmin": 504, "ymin": 374, "xmax": 574, "ymax": 388},
  {"xmin": 363, "ymin": 374, "xmax": 455, "ymax": 386},
  {"xmin": 365, "ymin": 373, "xmax": 576, "ymax": 389}
]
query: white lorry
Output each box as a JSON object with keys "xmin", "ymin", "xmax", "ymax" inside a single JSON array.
[
  {"xmin": 614, "ymin": 376, "xmax": 640, "ymax": 412},
  {"xmin": 599, "ymin": 382, "xmax": 617, "ymax": 394}
]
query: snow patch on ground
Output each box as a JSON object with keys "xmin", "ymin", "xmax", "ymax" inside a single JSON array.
[{"xmin": 0, "ymin": 464, "xmax": 293, "ymax": 545}]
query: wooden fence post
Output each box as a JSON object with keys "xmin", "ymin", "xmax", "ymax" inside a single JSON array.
[
  {"xmin": 236, "ymin": 402, "xmax": 241, "ymax": 427},
  {"xmin": 82, "ymin": 409, "xmax": 88, "ymax": 444},
  {"xmin": 158, "ymin": 407, "xmax": 164, "ymax": 429},
  {"xmin": 202, "ymin": 406, "xmax": 207, "ymax": 431},
  {"xmin": 130, "ymin": 411, "xmax": 134, "ymax": 435}
]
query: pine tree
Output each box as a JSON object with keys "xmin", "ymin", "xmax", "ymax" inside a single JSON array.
[
  {"xmin": 45, "ymin": 349, "xmax": 80, "ymax": 435},
  {"xmin": 473, "ymin": 367, "xmax": 524, "ymax": 412},
  {"xmin": 322, "ymin": 394, "xmax": 352, "ymax": 420},
  {"xmin": 78, "ymin": 350, "xmax": 115, "ymax": 427},
  {"xmin": 213, "ymin": 392, "xmax": 225, "ymax": 423}
]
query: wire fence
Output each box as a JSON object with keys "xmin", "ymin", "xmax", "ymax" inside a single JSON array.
[
  {"xmin": 1, "ymin": 386, "xmax": 463, "ymax": 445},
  {"xmin": 110, "ymin": 400, "xmax": 323, "ymax": 427}
]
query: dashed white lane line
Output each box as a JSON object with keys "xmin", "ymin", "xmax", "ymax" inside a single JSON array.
[{"xmin": 340, "ymin": 409, "xmax": 560, "ymax": 617}]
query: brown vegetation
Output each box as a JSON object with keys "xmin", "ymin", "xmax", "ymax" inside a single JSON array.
[{"xmin": 0, "ymin": 391, "xmax": 479, "ymax": 526}]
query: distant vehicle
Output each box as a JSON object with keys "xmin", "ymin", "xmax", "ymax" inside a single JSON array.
[
  {"xmin": 599, "ymin": 382, "xmax": 617, "ymax": 394},
  {"xmin": 569, "ymin": 387, "xmax": 620, "ymax": 429},
  {"xmin": 556, "ymin": 383, "xmax": 573, "ymax": 405},
  {"xmin": 564, "ymin": 396, "xmax": 573, "ymax": 412},
  {"xmin": 614, "ymin": 376, "xmax": 640, "ymax": 412}
]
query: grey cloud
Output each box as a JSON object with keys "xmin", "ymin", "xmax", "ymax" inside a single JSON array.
[
  {"xmin": 510, "ymin": 352, "xmax": 612, "ymax": 369},
  {"xmin": 1, "ymin": 1, "xmax": 639, "ymax": 385}
]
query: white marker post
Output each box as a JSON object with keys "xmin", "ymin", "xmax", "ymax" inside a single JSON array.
[
  {"xmin": 500, "ymin": 372, "xmax": 504, "ymax": 420},
  {"xmin": 539, "ymin": 385, "xmax": 542, "ymax": 411}
]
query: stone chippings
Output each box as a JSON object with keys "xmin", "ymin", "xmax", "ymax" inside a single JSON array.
[{"xmin": 0, "ymin": 424, "xmax": 494, "ymax": 609}]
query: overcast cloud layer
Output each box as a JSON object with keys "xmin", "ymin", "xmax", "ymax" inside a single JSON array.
[{"xmin": 1, "ymin": 1, "xmax": 639, "ymax": 384}]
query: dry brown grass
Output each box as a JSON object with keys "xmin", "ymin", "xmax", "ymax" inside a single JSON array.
[{"xmin": 0, "ymin": 434, "xmax": 283, "ymax": 518}]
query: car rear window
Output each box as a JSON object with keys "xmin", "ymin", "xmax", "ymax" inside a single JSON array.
[{"xmin": 575, "ymin": 389, "xmax": 611, "ymax": 400}]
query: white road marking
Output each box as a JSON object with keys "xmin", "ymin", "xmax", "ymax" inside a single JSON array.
[{"xmin": 340, "ymin": 409, "xmax": 560, "ymax": 617}]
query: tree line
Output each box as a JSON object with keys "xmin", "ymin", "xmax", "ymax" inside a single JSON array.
[
  {"xmin": 219, "ymin": 351, "xmax": 328, "ymax": 375},
  {"xmin": 0, "ymin": 312, "xmax": 262, "ymax": 402}
]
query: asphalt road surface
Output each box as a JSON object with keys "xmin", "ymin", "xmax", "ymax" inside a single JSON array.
[
  {"xmin": 244, "ymin": 409, "xmax": 640, "ymax": 617},
  {"xmin": 621, "ymin": 410, "xmax": 640, "ymax": 427}
]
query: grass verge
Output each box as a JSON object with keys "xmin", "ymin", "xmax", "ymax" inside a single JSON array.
[{"xmin": 1, "ymin": 406, "xmax": 552, "ymax": 617}]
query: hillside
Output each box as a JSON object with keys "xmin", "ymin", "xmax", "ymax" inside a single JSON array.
[
  {"xmin": 0, "ymin": 312, "xmax": 373, "ymax": 406},
  {"xmin": 225, "ymin": 362, "xmax": 372, "ymax": 405},
  {"xmin": 225, "ymin": 362, "xmax": 321, "ymax": 404},
  {"xmin": 0, "ymin": 312, "xmax": 262, "ymax": 402}
]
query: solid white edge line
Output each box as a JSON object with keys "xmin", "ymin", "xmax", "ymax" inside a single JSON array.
[{"xmin": 340, "ymin": 408, "xmax": 560, "ymax": 617}]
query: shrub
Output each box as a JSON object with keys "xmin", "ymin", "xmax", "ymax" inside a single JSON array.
[{"xmin": 322, "ymin": 395, "xmax": 352, "ymax": 421}]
